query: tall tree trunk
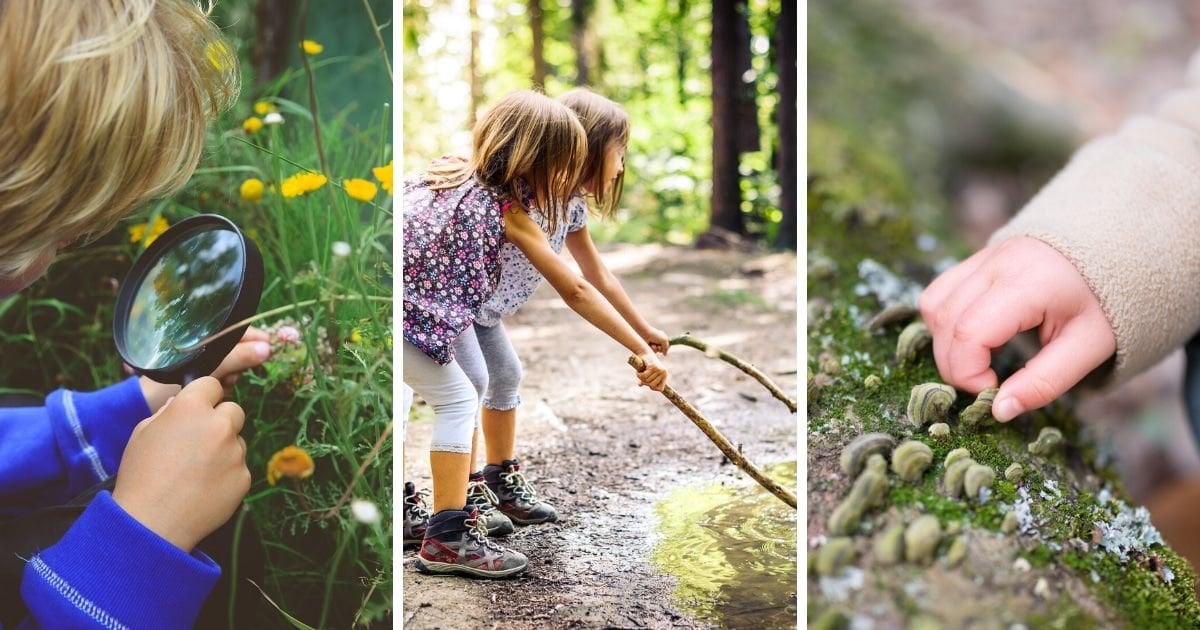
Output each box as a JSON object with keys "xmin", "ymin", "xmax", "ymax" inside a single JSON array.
[
  {"xmin": 572, "ymin": 0, "xmax": 592, "ymax": 86},
  {"xmin": 707, "ymin": 0, "xmax": 747, "ymax": 240},
  {"xmin": 774, "ymin": 0, "xmax": 796, "ymax": 250},
  {"xmin": 734, "ymin": 0, "xmax": 758, "ymax": 153},
  {"xmin": 469, "ymin": 0, "xmax": 480, "ymax": 126},
  {"xmin": 530, "ymin": 0, "xmax": 547, "ymax": 90},
  {"xmin": 253, "ymin": 0, "xmax": 295, "ymax": 88}
]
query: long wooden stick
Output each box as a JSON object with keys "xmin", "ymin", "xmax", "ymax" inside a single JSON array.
[
  {"xmin": 668, "ymin": 334, "xmax": 797, "ymax": 413},
  {"xmin": 629, "ymin": 355, "xmax": 797, "ymax": 509}
]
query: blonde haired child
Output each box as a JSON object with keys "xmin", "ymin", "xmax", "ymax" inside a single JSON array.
[
  {"xmin": 0, "ymin": 2, "xmax": 270, "ymax": 626},
  {"xmin": 403, "ymin": 90, "xmax": 668, "ymax": 578},
  {"xmin": 448, "ymin": 88, "xmax": 670, "ymax": 528}
]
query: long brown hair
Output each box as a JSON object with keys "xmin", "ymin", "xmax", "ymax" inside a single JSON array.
[
  {"xmin": 426, "ymin": 90, "xmax": 587, "ymax": 235},
  {"xmin": 558, "ymin": 88, "xmax": 629, "ymax": 219}
]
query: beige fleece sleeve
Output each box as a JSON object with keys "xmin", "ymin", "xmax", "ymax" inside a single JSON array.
[{"xmin": 988, "ymin": 86, "xmax": 1200, "ymax": 384}]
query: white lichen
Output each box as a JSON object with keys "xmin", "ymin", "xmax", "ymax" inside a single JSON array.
[
  {"xmin": 818, "ymin": 567, "xmax": 865, "ymax": 602},
  {"xmin": 854, "ymin": 259, "xmax": 922, "ymax": 306},
  {"xmin": 1093, "ymin": 502, "xmax": 1165, "ymax": 562}
]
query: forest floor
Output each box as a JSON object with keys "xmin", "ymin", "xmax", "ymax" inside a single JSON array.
[{"xmin": 402, "ymin": 243, "xmax": 797, "ymax": 629}]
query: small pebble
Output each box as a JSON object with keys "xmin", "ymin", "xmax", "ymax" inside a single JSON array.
[
  {"xmin": 1034, "ymin": 577, "xmax": 1051, "ymax": 599},
  {"xmin": 1013, "ymin": 557, "xmax": 1031, "ymax": 572}
]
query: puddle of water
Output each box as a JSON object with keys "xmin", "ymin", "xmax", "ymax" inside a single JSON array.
[{"xmin": 651, "ymin": 462, "xmax": 797, "ymax": 628}]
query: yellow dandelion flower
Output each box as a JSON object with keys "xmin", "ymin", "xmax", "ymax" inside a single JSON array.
[
  {"xmin": 128, "ymin": 216, "xmax": 170, "ymax": 246},
  {"xmin": 280, "ymin": 172, "xmax": 328, "ymax": 198},
  {"xmin": 350, "ymin": 328, "xmax": 363, "ymax": 344},
  {"xmin": 372, "ymin": 160, "xmax": 393, "ymax": 196},
  {"xmin": 266, "ymin": 445, "xmax": 315, "ymax": 486},
  {"xmin": 253, "ymin": 101, "xmax": 276, "ymax": 116},
  {"xmin": 240, "ymin": 178, "xmax": 265, "ymax": 203},
  {"xmin": 301, "ymin": 40, "xmax": 324, "ymax": 55},
  {"xmin": 343, "ymin": 179, "xmax": 377, "ymax": 202},
  {"xmin": 243, "ymin": 116, "xmax": 263, "ymax": 134}
]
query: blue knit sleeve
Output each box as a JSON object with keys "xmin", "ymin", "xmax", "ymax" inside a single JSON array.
[
  {"xmin": 0, "ymin": 377, "xmax": 150, "ymax": 515},
  {"xmin": 17, "ymin": 490, "xmax": 219, "ymax": 629}
]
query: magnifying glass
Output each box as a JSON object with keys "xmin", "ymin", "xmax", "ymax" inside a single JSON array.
[{"xmin": 113, "ymin": 214, "xmax": 264, "ymax": 385}]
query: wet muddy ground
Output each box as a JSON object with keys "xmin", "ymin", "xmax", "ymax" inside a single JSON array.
[{"xmin": 402, "ymin": 244, "xmax": 797, "ymax": 629}]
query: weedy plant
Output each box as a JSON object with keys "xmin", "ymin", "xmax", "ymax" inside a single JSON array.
[{"xmin": 0, "ymin": 3, "xmax": 393, "ymax": 627}]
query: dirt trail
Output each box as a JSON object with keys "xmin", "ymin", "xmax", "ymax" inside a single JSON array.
[{"xmin": 402, "ymin": 244, "xmax": 797, "ymax": 629}]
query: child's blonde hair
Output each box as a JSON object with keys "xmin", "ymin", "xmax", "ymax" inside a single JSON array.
[
  {"xmin": 558, "ymin": 88, "xmax": 629, "ymax": 219},
  {"xmin": 0, "ymin": 0, "xmax": 239, "ymax": 276},
  {"xmin": 426, "ymin": 90, "xmax": 587, "ymax": 235}
]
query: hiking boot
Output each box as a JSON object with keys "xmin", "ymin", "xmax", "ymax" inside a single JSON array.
[
  {"xmin": 402, "ymin": 481, "xmax": 431, "ymax": 549},
  {"xmin": 483, "ymin": 459, "xmax": 559, "ymax": 525},
  {"xmin": 466, "ymin": 472, "xmax": 515, "ymax": 537},
  {"xmin": 414, "ymin": 508, "xmax": 529, "ymax": 578}
]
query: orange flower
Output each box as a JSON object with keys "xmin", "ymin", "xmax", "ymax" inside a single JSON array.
[{"xmin": 266, "ymin": 445, "xmax": 314, "ymax": 485}]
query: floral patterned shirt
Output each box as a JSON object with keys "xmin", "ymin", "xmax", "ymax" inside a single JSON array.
[
  {"xmin": 475, "ymin": 194, "xmax": 590, "ymax": 327},
  {"xmin": 402, "ymin": 175, "xmax": 509, "ymax": 364}
]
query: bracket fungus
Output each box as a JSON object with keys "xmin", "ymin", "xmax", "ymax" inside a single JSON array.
[
  {"xmin": 942, "ymin": 457, "xmax": 978, "ymax": 498},
  {"xmin": 829, "ymin": 454, "xmax": 891, "ymax": 535},
  {"xmin": 896, "ymin": 321, "xmax": 932, "ymax": 365},
  {"xmin": 815, "ymin": 537, "xmax": 857, "ymax": 577},
  {"xmin": 960, "ymin": 388, "xmax": 998, "ymax": 427},
  {"xmin": 928, "ymin": 422, "xmax": 950, "ymax": 439},
  {"xmin": 944, "ymin": 448, "xmax": 971, "ymax": 469},
  {"xmin": 874, "ymin": 523, "xmax": 907, "ymax": 565},
  {"xmin": 906, "ymin": 383, "xmax": 956, "ymax": 427},
  {"xmin": 892, "ymin": 440, "xmax": 933, "ymax": 483},
  {"xmin": 963, "ymin": 464, "xmax": 995, "ymax": 500},
  {"xmin": 1005, "ymin": 463, "xmax": 1024, "ymax": 484},
  {"xmin": 1028, "ymin": 427, "xmax": 1064, "ymax": 456},
  {"xmin": 839, "ymin": 432, "xmax": 896, "ymax": 477},
  {"xmin": 865, "ymin": 302, "xmax": 918, "ymax": 334},
  {"xmin": 904, "ymin": 515, "xmax": 942, "ymax": 564}
]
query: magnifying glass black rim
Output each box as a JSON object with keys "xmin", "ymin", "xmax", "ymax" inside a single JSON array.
[{"xmin": 113, "ymin": 213, "xmax": 264, "ymax": 385}]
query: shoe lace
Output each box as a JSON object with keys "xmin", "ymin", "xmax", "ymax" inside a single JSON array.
[
  {"xmin": 500, "ymin": 469, "xmax": 540, "ymax": 504},
  {"xmin": 405, "ymin": 488, "xmax": 432, "ymax": 521},
  {"xmin": 465, "ymin": 510, "xmax": 507, "ymax": 552},
  {"xmin": 466, "ymin": 480, "xmax": 501, "ymax": 514}
]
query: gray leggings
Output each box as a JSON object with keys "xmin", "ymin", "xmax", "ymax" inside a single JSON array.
[{"xmin": 473, "ymin": 322, "xmax": 523, "ymax": 411}]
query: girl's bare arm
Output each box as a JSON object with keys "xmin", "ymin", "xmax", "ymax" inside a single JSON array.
[
  {"xmin": 565, "ymin": 226, "xmax": 669, "ymax": 354},
  {"xmin": 504, "ymin": 209, "xmax": 666, "ymax": 390}
]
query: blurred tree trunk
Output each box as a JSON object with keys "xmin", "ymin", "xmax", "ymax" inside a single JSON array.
[
  {"xmin": 253, "ymin": 0, "xmax": 295, "ymax": 88},
  {"xmin": 469, "ymin": 0, "xmax": 480, "ymax": 126},
  {"xmin": 572, "ymin": 0, "xmax": 593, "ymax": 86},
  {"xmin": 705, "ymin": 0, "xmax": 750, "ymax": 241},
  {"xmin": 774, "ymin": 0, "xmax": 796, "ymax": 250},
  {"xmin": 530, "ymin": 0, "xmax": 547, "ymax": 90},
  {"xmin": 734, "ymin": 0, "xmax": 758, "ymax": 154}
]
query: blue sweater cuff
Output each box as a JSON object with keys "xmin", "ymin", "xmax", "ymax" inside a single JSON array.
[
  {"xmin": 44, "ymin": 377, "xmax": 151, "ymax": 493},
  {"xmin": 20, "ymin": 490, "xmax": 219, "ymax": 629}
]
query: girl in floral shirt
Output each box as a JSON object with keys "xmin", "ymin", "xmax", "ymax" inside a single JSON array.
[
  {"xmin": 452, "ymin": 88, "xmax": 671, "ymax": 531},
  {"xmin": 402, "ymin": 90, "xmax": 668, "ymax": 579}
]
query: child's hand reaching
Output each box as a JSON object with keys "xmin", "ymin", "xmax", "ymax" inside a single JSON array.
[
  {"xmin": 636, "ymin": 352, "xmax": 668, "ymax": 391},
  {"xmin": 139, "ymin": 327, "xmax": 272, "ymax": 412},
  {"xmin": 919, "ymin": 236, "xmax": 1116, "ymax": 422}
]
